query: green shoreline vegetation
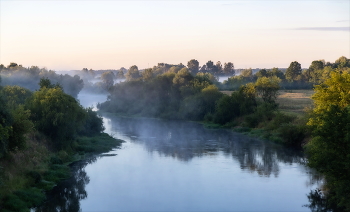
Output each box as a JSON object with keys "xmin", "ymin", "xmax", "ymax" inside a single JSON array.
[
  {"xmin": 97, "ymin": 57, "xmax": 350, "ymax": 211},
  {"xmin": 0, "ymin": 77, "xmax": 122, "ymax": 211},
  {"xmin": 1, "ymin": 56, "xmax": 350, "ymax": 211}
]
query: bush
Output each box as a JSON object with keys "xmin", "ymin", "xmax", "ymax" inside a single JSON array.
[
  {"xmin": 213, "ymin": 95, "xmax": 239, "ymax": 124},
  {"xmin": 2, "ymin": 188, "xmax": 45, "ymax": 212},
  {"xmin": 50, "ymin": 156, "xmax": 63, "ymax": 165},
  {"xmin": 79, "ymin": 108, "xmax": 104, "ymax": 136},
  {"xmin": 244, "ymin": 102, "xmax": 277, "ymax": 128},
  {"xmin": 26, "ymin": 171, "xmax": 42, "ymax": 184},
  {"xmin": 265, "ymin": 112, "xmax": 295, "ymax": 131},
  {"xmin": 278, "ymin": 123, "xmax": 305, "ymax": 146}
]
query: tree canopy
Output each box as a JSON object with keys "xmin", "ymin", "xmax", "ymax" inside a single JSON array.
[
  {"xmin": 306, "ymin": 70, "xmax": 350, "ymax": 210},
  {"xmin": 187, "ymin": 59, "xmax": 199, "ymax": 74},
  {"xmin": 285, "ymin": 61, "xmax": 302, "ymax": 82},
  {"xmin": 25, "ymin": 83, "xmax": 86, "ymax": 149}
]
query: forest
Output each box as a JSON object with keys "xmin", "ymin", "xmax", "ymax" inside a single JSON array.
[
  {"xmin": 97, "ymin": 56, "xmax": 350, "ymax": 211},
  {"xmin": 0, "ymin": 56, "xmax": 350, "ymax": 211},
  {"xmin": 0, "ymin": 75, "xmax": 121, "ymax": 211}
]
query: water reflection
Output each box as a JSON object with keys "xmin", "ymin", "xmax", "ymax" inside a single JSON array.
[
  {"xmin": 37, "ymin": 115, "xmax": 320, "ymax": 211},
  {"xmin": 34, "ymin": 157, "xmax": 97, "ymax": 212},
  {"xmin": 107, "ymin": 116, "xmax": 306, "ymax": 177}
]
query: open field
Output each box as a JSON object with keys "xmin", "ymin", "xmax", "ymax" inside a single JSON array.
[
  {"xmin": 221, "ymin": 89, "xmax": 314, "ymax": 116},
  {"xmin": 276, "ymin": 90, "xmax": 314, "ymax": 116}
]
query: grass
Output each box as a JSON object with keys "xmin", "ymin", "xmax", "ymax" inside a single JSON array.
[
  {"xmin": 74, "ymin": 133, "xmax": 124, "ymax": 155},
  {"xmin": 276, "ymin": 89, "xmax": 314, "ymax": 117},
  {"xmin": 0, "ymin": 132, "xmax": 123, "ymax": 212},
  {"xmin": 220, "ymin": 89, "xmax": 313, "ymax": 146},
  {"xmin": 222, "ymin": 89, "xmax": 314, "ymax": 117}
]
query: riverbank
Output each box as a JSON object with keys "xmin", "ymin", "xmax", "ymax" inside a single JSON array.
[
  {"xmin": 102, "ymin": 103, "xmax": 308, "ymax": 149},
  {"xmin": 0, "ymin": 132, "xmax": 123, "ymax": 212},
  {"xmin": 214, "ymin": 89, "xmax": 314, "ymax": 146}
]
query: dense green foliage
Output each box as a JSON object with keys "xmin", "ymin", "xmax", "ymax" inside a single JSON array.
[
  {"xmin": 0, "ymin": 77, "xmax": 116, "ymax": 211},
  {"xmin": 305, "ymin": 70, "xmax": 350, "ymax": 211},
  {"xmin": 99, "ymin": 58, "xmax": 350, "ymax": 212},
  {"xmin": 222, "ymin": 56, "xmax": 350, "ymax": 91},
  {"xmin": 98, "ymin": 70, "xmax": 225, "ymax": 120},
  {"xmin": 101, "ymin": 71, "xmax": 115, "ymax": 91},
  {"xmin": 25, "ymin": 86, "xmax": 86, "ymax": 149},
  {"xmin": 0, "ymin": 86, "xmax": 33, "ymax": 157},
  {"xmin": 0, "ymin": 77, "xmax": 107, "ymax": 156},
  {"xmin": 2, "ymin": 56, "xmax": 350, "ymax": 210},
  {"xmin": 0, "ymin": 93, "xmax": 13, "ymax": 156}
]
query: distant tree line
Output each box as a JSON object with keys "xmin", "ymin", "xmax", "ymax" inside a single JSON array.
[
  {"xmin": 222, "ymin": 56, "xmax": 350, "ymax": 90},
  {"xmin": 2, "ymin": 56, "xmax": 350, "ymax": 210},
  {"xmin": 79, "ymin": 59, "xmax": 235, "ymax": 93},
  {"xmin": 98, "ymin": 64, "xmax": 281, "ymax": 127},
  {"xmin": 97, "ymin": 56, "xmax": 350, "ymax": 211},
  {"xmin": 0, "ymin": 63, "xmax": 84, "ymax": 98},
  {"xmin": 78, "ymin": 56, "xmax": 350, "ymax": 95}
]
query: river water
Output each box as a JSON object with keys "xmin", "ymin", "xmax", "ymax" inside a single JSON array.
[{"xmin": 36, "ymin": 93, "xmax": 320, "ymax": 212}]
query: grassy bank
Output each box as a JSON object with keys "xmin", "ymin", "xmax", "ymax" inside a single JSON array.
[
  {"xmin": 216, "ymin": 89, "xmax": 314, "ymax": 146},
  {"xmin": 0, "ymin": 132, "xmax": 123, "ymax": 212}
]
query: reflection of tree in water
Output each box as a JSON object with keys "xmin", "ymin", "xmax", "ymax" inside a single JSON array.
[
  {"xmin": 109, "ymin": 116, "xmax": 307, "ymax": 177},
  {"xmin": 305, "ymin": 188, "xmax": 346, "ymax": 212},
  {"xmin": 35, "ymin": 157, "xmax": 97, "ymax": 212}
]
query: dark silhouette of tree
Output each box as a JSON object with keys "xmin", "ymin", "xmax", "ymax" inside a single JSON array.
[
  {"xmin": 101, "ymin": 71, "xmax": 115, "ymax": 90},
  {"xmin": 255, "ymin": 69, "xmax": 268, "ymax": 78},
  {"xmin": 306, "ymin": 60, "xmax": 324, "ymax": 82},
  {"xmin": 215, "ymin": 61, "xmax": 223, "ymax": 74},
  {"xmin": 285, "ymin": 61, "xmax": 302, "ymax": 82},
  {"xmin": 126, "ymin": 65, "xmax": 141, "ymax": 81},
  {"xmin": 223, "ymin": 62, "xmax": 235, "ymax": 75},
  {"xmin": 335, "ymin": 56, "xmax": 350, "ymax": 69},
  {"xmin": 187, "ymin": 59, "xmax": 199, "ymax": 75}
]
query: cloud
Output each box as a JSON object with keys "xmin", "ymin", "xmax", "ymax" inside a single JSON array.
[{"xmin": 294, "ymin": 27, "xmax": 349, "ymax": 31}]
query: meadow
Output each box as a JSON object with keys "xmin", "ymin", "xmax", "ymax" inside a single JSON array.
[{"xmin": 222, "ymin": 89, "xmax": 314, "ymax": 116}]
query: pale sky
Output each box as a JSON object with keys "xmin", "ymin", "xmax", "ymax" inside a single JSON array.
[{"xmin": 0, "ymin": 0, "xmax": 349, "ymax": 70}]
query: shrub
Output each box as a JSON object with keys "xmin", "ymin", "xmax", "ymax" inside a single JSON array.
[{"xmin": 278, "ymin": 123, "xmax": 305, "ymax": 146}]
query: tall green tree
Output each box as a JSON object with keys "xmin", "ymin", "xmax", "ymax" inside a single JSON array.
[
  {"xmin": 0, "ymin": 93, "xmax": 12, "ymax": 157},
  {"xmin": 187, "ymin": 59, "xmax": 199, "ymax": 74},
  {"xmin": 126, "ymin": 65, "xmax": 141, "ymax": 81},
  {"xmin": 285, "ymin": 61, "xmax": 302, "ymax": 81},
  {"xmin": 215, "ymin": 61, "xmax": 223, "ymax": 74},
  {"xmin": 26, "ymin": 85, "xmax": 86, "ymax": 149},
  {"xmin": 307, "ymin": 60, "xmax": 324, "ymax": 83},
  {"xmin": 223, "ymin": 62, "xmax": 235, "ymax": 75},
  {"xmin": 101, "ymin": 71, "xmax": 115, "ymax": 90},
  {"xmin": 173, "ymin": 68, "xmax": 193, "ymax": 87},
  {"xmin": 255, "ymin": 69, "xmax": 267, "ymax": 78},
  {"xmin": 0, "ymin": 85, "xmax": 32, "ymax": 110},
  {"xmin": 116, "ymin": 70, "xmax": 125, "ymax": 79},
  {"xmin": 8, "ymin": 106, "xmax": 33, "ymax": 151},
  {"xmin": 306, "ymin": 70, "xmax": 350, "ymax": 210},
  {"xmin": 335, "ymin": 56, "xmax": 350, "ymax": 69},
  {"xmin": 142, "ymin": 68, "xmax": 154, "ymax": 81},
  {"xmin": 241, "ymin": 68, "xmax": 253, "ymax": 78},
  {"xmin": 267, "ymin": 67, "xmax": 284, "ymax": 80},
  {"xmin": 254, "ymin": 76, "xmax": 281, "ymax": 103}
]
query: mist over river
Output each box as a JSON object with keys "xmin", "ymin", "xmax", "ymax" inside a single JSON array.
[{"xmin": 36, "ymin": 93, "xmax": 320, "ymax": 211}]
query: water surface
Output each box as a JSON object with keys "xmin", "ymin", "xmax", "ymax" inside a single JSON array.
[{"xmin": 37, "ymin": 94, "xmax": 320, "ymax": 211}]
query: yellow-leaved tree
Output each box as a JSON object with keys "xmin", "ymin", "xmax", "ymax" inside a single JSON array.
[{"xmin": 306, "ymin": 70, "xmax": 350, "ymax": 211}]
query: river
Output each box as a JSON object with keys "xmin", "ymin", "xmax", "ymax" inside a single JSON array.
[{"xmin": 36, "ymin": 93, "xmax": 320, "ymax": 211}]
